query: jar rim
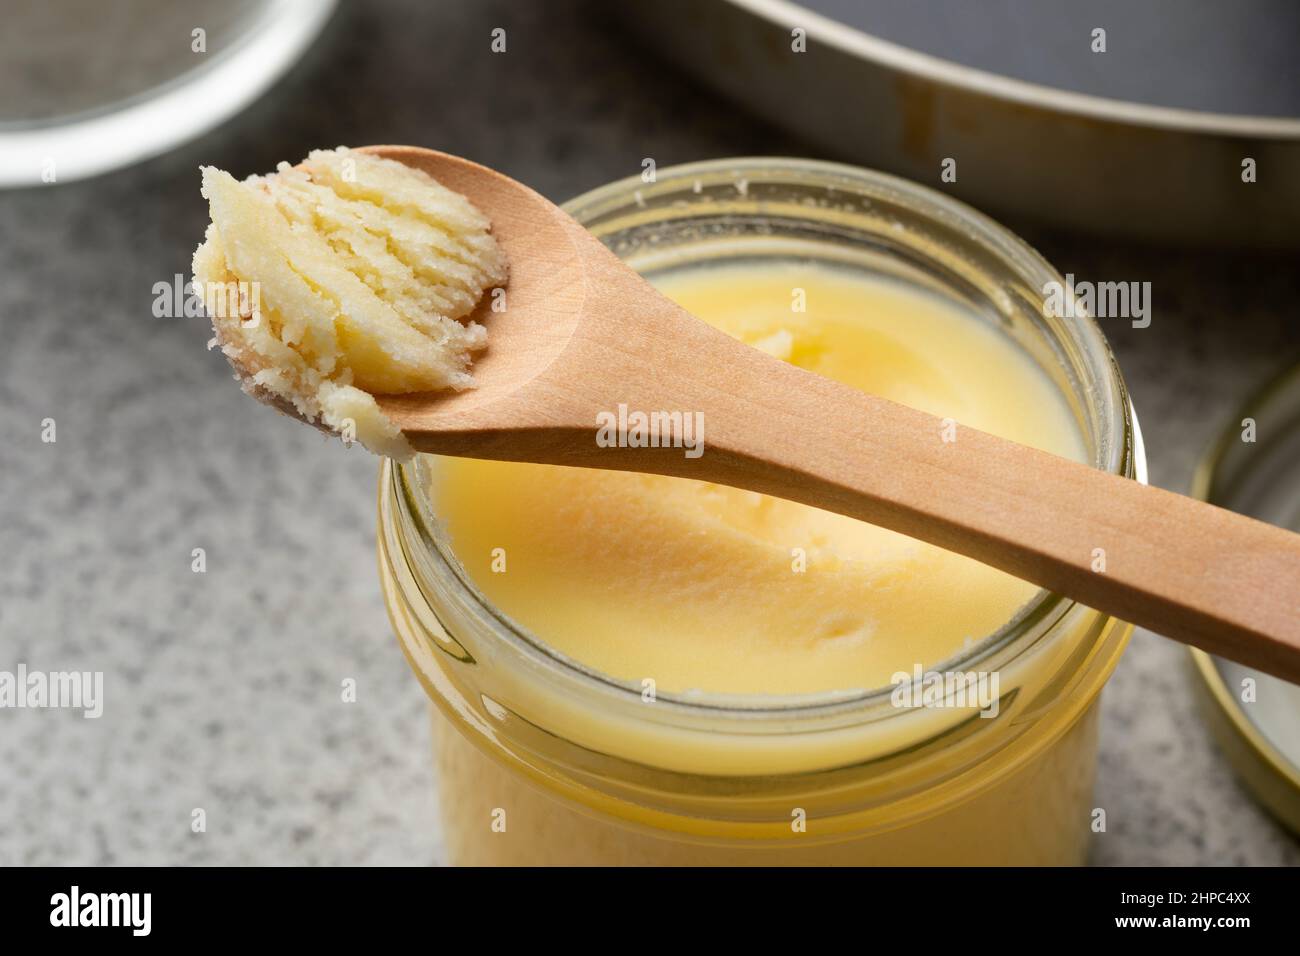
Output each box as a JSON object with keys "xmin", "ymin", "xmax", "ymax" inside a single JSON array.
[{"xmin": 390, "ymin": 156, "xmax": 1140, "ymax": 721}]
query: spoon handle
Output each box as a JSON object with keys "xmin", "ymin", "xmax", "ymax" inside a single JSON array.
[{"xmin": 667, "ymin": 341, "xmax": 1300, "ymax": 683}]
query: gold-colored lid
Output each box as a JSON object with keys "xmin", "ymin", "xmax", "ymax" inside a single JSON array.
[{"xmin": 1189, "ymin": 360, "xmax": 1300, "ymax": 835}]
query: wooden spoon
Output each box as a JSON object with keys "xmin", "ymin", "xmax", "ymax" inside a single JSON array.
[{"xmin": 364, "ymin": 145, "xmax": 1300, "ymax": 684}]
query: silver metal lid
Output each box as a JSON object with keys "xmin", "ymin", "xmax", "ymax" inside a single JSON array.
[{"xmin": 1190, "ymin": 361, "xmax": 1300, "ymax": 834}]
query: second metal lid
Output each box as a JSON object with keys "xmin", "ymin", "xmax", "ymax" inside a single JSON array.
[{"xmin": 1190, "ymin": 360, "xmax": 1300, "ymax": 834}]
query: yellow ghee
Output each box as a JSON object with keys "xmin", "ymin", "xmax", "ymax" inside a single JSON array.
[
  {"xmin": 428, "ymin": 263, "xmax": 1086, "ymax": 696},
  {"xmin": 194, "ymin": 147, "xmax": 506, "ymax": 458}
]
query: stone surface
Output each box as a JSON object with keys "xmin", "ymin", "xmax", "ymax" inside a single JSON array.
[{"xmin": 0, "ymin": 0, "xmax": 1295, "ymax": 865}]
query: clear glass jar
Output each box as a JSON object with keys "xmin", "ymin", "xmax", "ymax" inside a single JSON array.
[{"xmin": 377, "ymin": 158, "xmax": 1145, "ymax": 865}]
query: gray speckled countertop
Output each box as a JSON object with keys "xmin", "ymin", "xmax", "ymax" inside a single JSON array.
[{"xmin": 1, "ymin": 0, "xmax": 1296, "ymax": 866}]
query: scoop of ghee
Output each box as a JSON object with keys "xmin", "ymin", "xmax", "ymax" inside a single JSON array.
[
  {"xmin": 429, "ymin": 263, "xmax": 1087, "ymax": 696},
  {"xmin": 193, "ymin": 147, "xmax": 506, "ymax": 457}
]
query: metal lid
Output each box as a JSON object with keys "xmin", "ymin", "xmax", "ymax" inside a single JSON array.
[{"xmin": 1190, "ymin": 360, "xmax": 1300, "ymax": 834}]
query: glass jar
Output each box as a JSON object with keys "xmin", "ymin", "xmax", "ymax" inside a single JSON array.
[{"xmin": 377, "ymin": 158, "xmax": 1145, "ymax": 865}]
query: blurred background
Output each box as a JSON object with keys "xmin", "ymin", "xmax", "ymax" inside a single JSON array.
[{"xmin": 1, "ymin": 0, "xmax": 1297, "ymax": 864}]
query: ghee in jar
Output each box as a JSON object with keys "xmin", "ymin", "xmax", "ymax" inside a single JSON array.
[{"xmin": 428, "ymin": 262, "xmax": 1086, "ymax": 696}]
